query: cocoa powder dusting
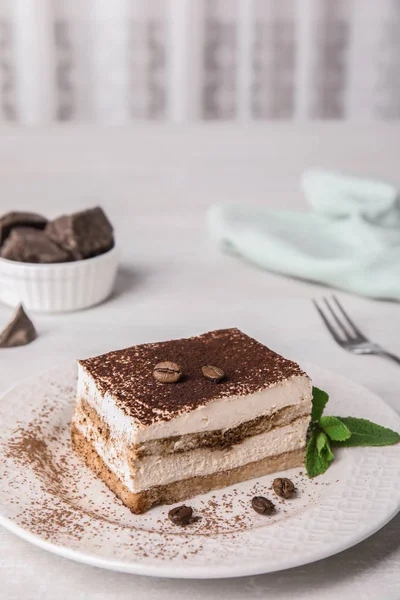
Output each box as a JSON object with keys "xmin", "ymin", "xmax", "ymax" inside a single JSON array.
[
  {"xmin": 2, "ymin": 403, "xmax": 206, "ymax": 560},
  {"xmin": 79, "ymin": 328, "xmax": 307, "ymax": 427}
]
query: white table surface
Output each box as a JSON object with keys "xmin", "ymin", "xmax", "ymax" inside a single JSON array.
[{"xmin": 0, "ymin": 124, "xmax": 399, "ymax": 600}]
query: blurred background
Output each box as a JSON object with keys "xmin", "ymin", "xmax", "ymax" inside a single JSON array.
[{"xmin": 0, "ymin": 0, "xmax": 399, "ymax": 124}]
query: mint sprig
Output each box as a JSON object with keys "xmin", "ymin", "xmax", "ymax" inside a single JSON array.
[{"xmin": 305, "ymin": 386, "xmax": 400, "ymax": 478}]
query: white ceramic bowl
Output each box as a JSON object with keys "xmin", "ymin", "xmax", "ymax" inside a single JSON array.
[{"xmin": 0, "ymin": 246, "xmax": 119, "ymax": 313}]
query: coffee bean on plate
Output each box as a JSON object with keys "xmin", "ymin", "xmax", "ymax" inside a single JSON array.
[
  {"xmin": 251, "ymin": 496, "xmax": 275, "ymax": 515},
  {"xmin": 168, "ymin": 505, "xmax": 193, "ymax": 525},
  {"xmin": 273, "ymin": 477, "xmax": 295, "ymax": 499}
]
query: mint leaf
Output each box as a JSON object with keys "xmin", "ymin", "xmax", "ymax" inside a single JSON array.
[
  {"xmin": 306, "ymin": 430, "xmax": 334, "ymax": 478},
  {"xmin": 317, "ymin": 431, "xmax": 335, "ymax": 462},
  {"xmin": 331, "ymin": 417, "xmax": 400, "ymax": 447},
  {"xmin": 316, "ymin": 430, "xmax": 328, "ymax": 455},
  {"xmin": 320, "ymin": 415, "xmax": 351, "ymax": 441},
  {"xmin": 311, "ymin": 386, "xmax": 329, "ymax": 422}
]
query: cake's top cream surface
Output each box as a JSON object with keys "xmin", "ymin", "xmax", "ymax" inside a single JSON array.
[{"xmin": 78, "ymin": 328, "xmax": 308, "ymax": 430}]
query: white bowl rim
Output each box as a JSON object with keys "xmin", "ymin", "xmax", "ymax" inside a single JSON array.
[{"xmin": 0, "ymin": 244, "xmax": 118, "ymax": 271}]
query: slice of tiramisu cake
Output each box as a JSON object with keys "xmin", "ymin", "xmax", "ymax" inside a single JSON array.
[{"xmin": 71, "ymin": 328, "xmax": 312, "ymax": 514}]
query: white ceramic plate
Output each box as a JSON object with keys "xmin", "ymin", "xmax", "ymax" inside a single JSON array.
[{"xmin": 0, "ymin": 362, "xmax": 399, "ymax": 579}]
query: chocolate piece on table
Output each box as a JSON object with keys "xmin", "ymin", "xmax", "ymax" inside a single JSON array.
[
  {"xmin": 46, "ymin": 206, "xmax": 114, "ymax": 260},
  {"xmin": 0, "ymin": 227, "xmax": 71, "ymax": 263},
  {"xmin": 0, "ymin": 211, "xmax": 47, "ymax": 246},
  {"xmin": 0, "ymin": 304, "xmax": 37, "ymax": 347}
]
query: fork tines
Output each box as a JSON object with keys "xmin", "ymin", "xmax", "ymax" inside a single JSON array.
[{"xmin": 313, "ymin": 295, "xmax": 367, "ymax": 346}]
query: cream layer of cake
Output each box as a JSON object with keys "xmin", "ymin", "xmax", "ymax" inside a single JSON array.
[{"xmin": 73, "ymin": 404, "xmax": 309, "ymax": 493}]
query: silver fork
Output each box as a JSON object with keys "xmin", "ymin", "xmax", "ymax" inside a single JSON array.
[{"xmin": 313, "ymin": 295, "xmax": 400, "ymax": 366}]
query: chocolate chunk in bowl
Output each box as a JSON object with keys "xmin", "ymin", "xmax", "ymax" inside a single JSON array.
[
  {"xmin": 46, "ymin": 206, "xmax": 114, "ymax": 260},
  {"xmin": 0, "ymin": 211, "xmax": 47, "ymax": 246},
  {"xmin": 1, "ymin": 228, "xmax": 71, "ymax": 263}
]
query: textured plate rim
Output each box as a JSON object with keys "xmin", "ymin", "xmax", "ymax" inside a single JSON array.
[{"xmin": 0, "ymin": 501, "xmax": 399, "ymax": 579}]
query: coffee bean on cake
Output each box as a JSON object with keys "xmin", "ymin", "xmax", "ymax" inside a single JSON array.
[
  {"xmin": 202, "ymin": 365, "xmax": 225, "ymax": 382},
  {"xmin": 153, "ymin": 362, "xmax": 182, "ymax": 383}
]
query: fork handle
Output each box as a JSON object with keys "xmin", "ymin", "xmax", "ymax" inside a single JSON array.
[{"xmin": 378, "ymin": 351, "xmax": 400, "ymax": 366}]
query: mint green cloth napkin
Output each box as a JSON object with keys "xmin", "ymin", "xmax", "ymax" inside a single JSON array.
[{"xmin": 207, "ymin": 170, "xmax": 400, "ymax": 300}]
